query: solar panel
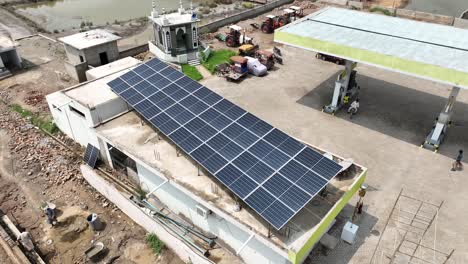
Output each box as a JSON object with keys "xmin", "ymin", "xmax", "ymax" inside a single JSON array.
[
  {"xmin": 108, "ymin": 58, "xmax": 343, "ymax": 230},
  {"xmin": 83, "ymin": 144, "xmax": 99, "ymax": 168}
]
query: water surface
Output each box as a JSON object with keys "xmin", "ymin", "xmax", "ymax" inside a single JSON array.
[{"xmin": 17, "ymin": 0, "xmax": 194, "ymax": 31}]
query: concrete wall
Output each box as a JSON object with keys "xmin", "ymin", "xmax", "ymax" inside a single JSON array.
[
  {"xmin": 46, "ymin": 93, "xmax": 99, "ymax": 147},
  {"xmin": 119, "ymin": 43, "xmax": 149, "ymax": 59},
  {"xmin": 135, "ymin": 161, "xmax": 290, "ymax": 264},
  {"xmin": 395, "ymin": 8, "xmax": 455, "ymax": 25},
  {"xmin": 64, "ymin": 44, "xmax": 85, "ymax": 65},
  {"xmin": 91, "ymin": 98, "xmax": 130, "ymax": 124},
  {"xmin": 80, "ymin": 165, "xmax": 214, "ymax": 264},
  {"xmin": 83, "ymin": 42, "xmax": 120, "ymax": 66},
  {"xmin": 64, "ymin": 60, "xmax": 88, "ymax": 82},
  {"xmin": 199, "ymin": 0, "xmax": 294, "ymax": 33},
  {"xmin": 46, "ymin": 92, "xmax": 129, "ymax": 147}
]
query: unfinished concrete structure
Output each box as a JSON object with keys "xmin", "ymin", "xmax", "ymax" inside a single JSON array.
[
  {"xmin": 0, "ymin": 31, "xmax": 22, "ymax": 79},
  {"xmin": 46, "ymin": 57, "xmax": 140, "ymax": 147},
  {"xmin": 148, "ymin": 1, "xmax": 200, "ymax": 64},
  {"xmin": 59, "ymin": 29, "xmax": 121, "ymax": 82},
  {"xmin": 46, "ymin": 57, "xmax": 367, "ymax": 264}
]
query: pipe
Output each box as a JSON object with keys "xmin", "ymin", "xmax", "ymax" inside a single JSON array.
[
  {"xmin": 146, "ymin": 180, "xmax": 168, "ymax": 198},
  {"xmin": 236, "ymin": 233, "xmax": 255, "ymax": 255},
  {"xmin": 130, "ymin": 197, "xmax": 210, "ymax": 256}
]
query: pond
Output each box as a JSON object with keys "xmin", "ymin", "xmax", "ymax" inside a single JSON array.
[{"xmin": 16, "ymin": 0, "xmax": 195, "ymax": 31}]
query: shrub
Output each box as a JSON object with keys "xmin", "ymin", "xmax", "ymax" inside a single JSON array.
[
  {"xmin": 370, "ymin": 7, "xmax": 393, "ymax": 16},
  {"xmin": 10, "ymin": 104, "xmax": 59, "ymax": 134},
  {"xmin": 146, "ymin": 233, "xmax": 165, "ymax": 255},
  {"xmin": 242, "ymin": 2, "xmax": 254, "ymax": 9}
]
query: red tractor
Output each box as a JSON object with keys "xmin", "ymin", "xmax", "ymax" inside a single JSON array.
[{"xmin": 261, "ymin": 15, "xmax": 287, "ymax": 34}]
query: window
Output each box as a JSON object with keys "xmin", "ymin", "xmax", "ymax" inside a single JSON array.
[
  {"xmin": 69, "ymin": 106, "xmax": 85, "ymax": 118},
  {"xmin": 79, "ymin": 55, "xmax": 84, "ymax": 63}
]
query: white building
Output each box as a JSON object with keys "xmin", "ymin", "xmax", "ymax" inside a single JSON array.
[
  {"xmin": 59, "ymin": 29, "xmax": 121, "ymax": 82},
  {"xmin": 46, "ymin": 59, "xmax": 367, "ymax": 264},
  {"xmin": 46, "ymin": 57, "xmax": 140, "ymax": 147},
  {"xmin": 0, "ymin": 31, "xmax": 22, "ymax": 79},
  {"xmin": 148, "ymin": 1, "xmax": 200, "ymax": 64}
]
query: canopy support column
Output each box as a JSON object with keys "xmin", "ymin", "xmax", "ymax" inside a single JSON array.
[
  {"xmin": 323, "ymin": 60, "xmax": 360, "ymax": 114},
  {"xmin": 423, "ymin": 86, "xmax": 460, "ymax": 152}
]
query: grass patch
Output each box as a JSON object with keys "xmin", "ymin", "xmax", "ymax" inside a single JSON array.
[
  {"xmin": 370, "ymin": 7, "xmax": 393, "ymax": 16},
  {"xmin": 202, "ymin": 49, "xmax": 236, "ymax": 74},
  {"xmin": 182, "ymin": 64, "xmax": 203, "ymax": 81},
  {"xmin": 146, "ymin": 233, "xmax": 165, "ymax": 255},
  {"xmin": 10, "ymin": 104, "xmax": 59, "ymax": 134}
]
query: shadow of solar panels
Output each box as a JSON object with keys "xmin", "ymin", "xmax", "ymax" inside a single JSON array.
[
  {"xmin": 83, "ymin": 144, "xmax": 99, "ymax": 168},
  {"xmin": 107, "ymin": 58, "xmax": 343, "ymax": 230}
]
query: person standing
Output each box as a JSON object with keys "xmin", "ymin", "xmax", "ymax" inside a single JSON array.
[{"xmin": 452, "ymin": 149, "xmax": 464, "ymax": 171}]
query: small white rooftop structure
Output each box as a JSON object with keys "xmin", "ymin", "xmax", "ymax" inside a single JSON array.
[
  {"xmin": 266, "ymin": 15, "xmax": 277, "ymax": 19},
  {"xmin": 284, "ymin": 9, "xmax": 295, "ymax": 14},
  {"xmin": 59, "ymin": 29, "xmax": 121, "ymax": 50},
  {"xmin": 86, "ymin": 57, "xmax": 140, "ymax": 80},
  {"xmin": 46, "ymin": 58, "xmax": 139, "ymax": 146},
  {"xmin": 275, "ymin": 7, "xmax": 468, "ymax": 88},
  {"xmin": 290, "ymin": 6, "xmax": 301, "ymax": 11}
]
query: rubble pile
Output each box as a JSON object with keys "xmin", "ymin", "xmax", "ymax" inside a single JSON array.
[{"xmin": 0, "ymin": 109, "xmax": 83, "ymax": 187}]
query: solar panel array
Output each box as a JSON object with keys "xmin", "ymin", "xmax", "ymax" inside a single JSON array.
[
  {"xmin": 84, "ymin": 144, "xmax": 99, "ymax": 168},
  {"xmin": 108, "ymin": 58, "xmax": 343, "ymax": 230}
]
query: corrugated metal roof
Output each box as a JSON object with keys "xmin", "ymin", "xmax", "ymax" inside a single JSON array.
[{"xmin": 275, "ymin": 7, "xmax": 468, "ymax": 87}]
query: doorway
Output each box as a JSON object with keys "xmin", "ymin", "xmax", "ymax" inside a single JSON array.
[{"xmin": 99, "ymin": 52, "xmax": 109, "ymax": 65}]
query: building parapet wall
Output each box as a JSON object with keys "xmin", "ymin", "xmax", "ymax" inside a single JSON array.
[
  {"xmin": 288, "ymin": 169, "xmax": 367, "ymax": 264},
  {"xmin": 80, "ymin": 165, "xmax": 214, "ymax": 264}
]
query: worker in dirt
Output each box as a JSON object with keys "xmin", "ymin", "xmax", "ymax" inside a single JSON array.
[
  {"xmin": 45, "ymin": 207, "xmax": 57, "ymax": 226},
  {"xmin": 348, "ymin": 98, "xmax": 360, "ymax": 115},
  {"xmin": 451, "ymin": 149, "xmax": 464, "ymax": 171},
  {"xmin": 17, "ymin": 231, "xmax": 34, "ymax": 251}
]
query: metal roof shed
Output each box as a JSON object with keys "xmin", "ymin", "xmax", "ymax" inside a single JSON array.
[{"xmin": 275, "ymin": 7, "xmax": 468, "ymax": 89}]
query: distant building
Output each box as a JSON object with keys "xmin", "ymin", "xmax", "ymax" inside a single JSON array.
[
  {"xmin": 0, "ymin": 31, "xmax": 22, "ymax": 80},
  {"xmin": 148, "ymin": 0, "xmax": 200, "ymax": 65},
  {"xmin": 59, "ymin": 29, "xmax": 121, "ymax": 82}
]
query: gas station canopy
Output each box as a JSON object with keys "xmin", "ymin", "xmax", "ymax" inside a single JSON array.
[{"xmin": 275, "ymin": 7, "xmax": 468, "ymax": 89}]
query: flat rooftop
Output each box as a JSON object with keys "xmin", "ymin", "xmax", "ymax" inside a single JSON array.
[
  {"xmin": 59, "ymin": 29, "xmax": 121, "ymax": 50},
  {"xmin": 96, "ymin": 111, "xmax": 362, "ymax": 252},
  {"xmin": 275, "ymin": 7, "xmax": 468, "ymax": 88},
  {"xmin": 150, "ymin": 10, "xmax": 200, "ymax": 26},
  {"xmin": 86, "ymin": 57, "xmax": 141, "ymax": 80},
  {"xmin": 62, "ymin": 58, "xmax": 140, "ymax": 107}
]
